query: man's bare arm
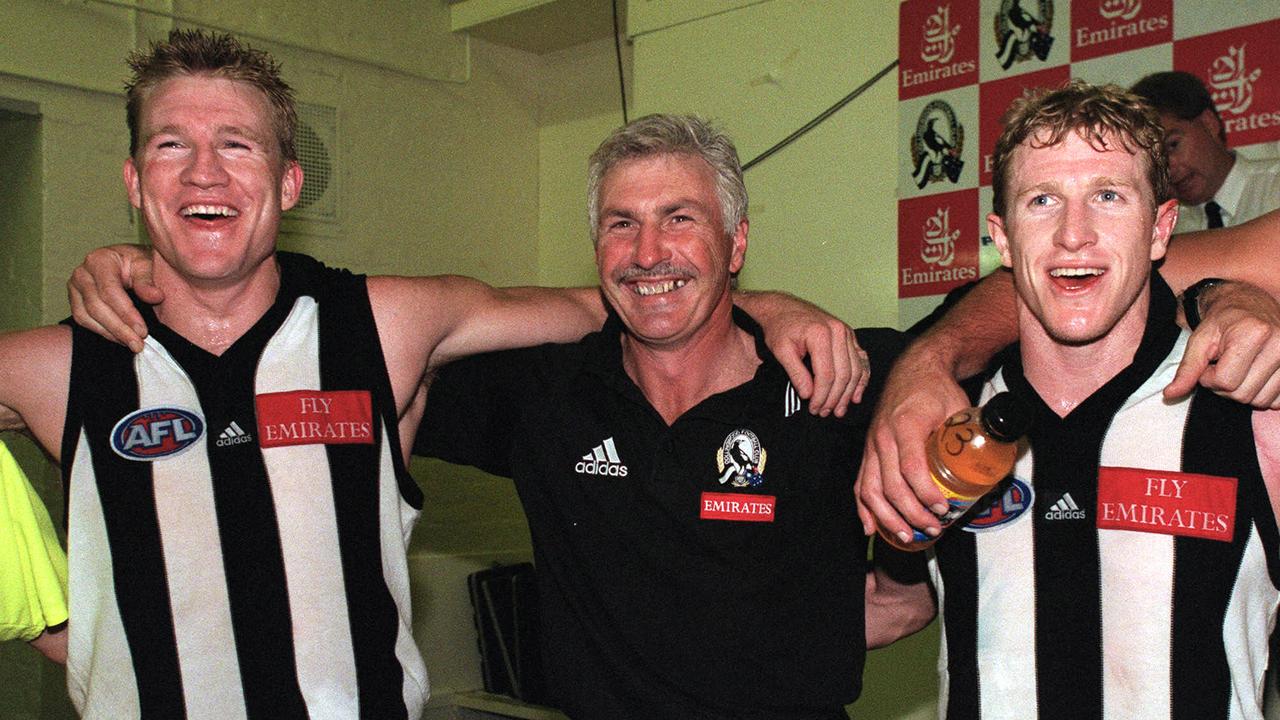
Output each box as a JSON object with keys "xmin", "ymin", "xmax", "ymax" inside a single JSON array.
[
  {"xmin": 1160, "ymin": 209, "xmax": 1280, "ymax": 295},
  {"xmin": 856, "ymin": 270, "xmax": 1017, "ymax": 541},
  {"xmin": 1256, "ymin": 410, "xmax": 1280, "ymax": 529},
  {"xmin": 0, "ymin": 326, "xmax": 73, "ymax": 460},
  {"xmin": 29, "ymin": 626, "xmax": 68, "ymax": 665},
  {"xmin": 69, "ymin": 246, "xmax": 870, "ymax": 420},
  {"xmin": 368, "ymin": 275, "xmax": 604, "ymax": 419},
  {"xmin": 864, "ymin": 564, "xmax": 937, "ymax": 649}
]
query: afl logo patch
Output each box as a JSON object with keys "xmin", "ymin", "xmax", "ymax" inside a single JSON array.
[
  {"xmin": 111, "ymin": 407, "xmax": 205, "ymax": 461},
  {"xmin": 963, "ymin": 477, "xmax": 1033, "ymax": 532}
]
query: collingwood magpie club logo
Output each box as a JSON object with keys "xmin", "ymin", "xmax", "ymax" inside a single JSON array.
[
  {"xmin": 994, "ymin": 0, "xmax": 1055, "ymax": 70},
  {"xmin": 911, "ymin": 100, "xmax": 965, "ymax": 189},
  {"xmin": 111, "ymin": 406, "xmax": 205, "ymax": 461},
  {"xmin": 716, "ymin": 429, "xmax": 767, "ymax": 488}
]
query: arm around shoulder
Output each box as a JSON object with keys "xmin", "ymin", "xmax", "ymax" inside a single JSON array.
[
  {"xmin": 1160, "ymin": 209, "xmax": 1280, "ymax": 296},
  {"xmin": 865, "ymin": 560, "xmax": 937, "ymax": 649},
  {"xmin": 367, "ymin": 275, "xmax": 603, "ymax": 418}
]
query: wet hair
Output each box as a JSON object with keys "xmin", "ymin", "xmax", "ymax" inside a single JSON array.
[
  {"xmin": 1131, "ymin": 70, "xmax": 1227, "ymax": 143},
  {"xmin": 587, "ymin": 114, "xmax": 747, "ymax": 245},
  {"xmin": 125, "ymin": 28, "xmax": 297, "ymax": 162},
  {"xmin": 991, "ymin": 80, "xmax": 1170, "ymax": 218}
]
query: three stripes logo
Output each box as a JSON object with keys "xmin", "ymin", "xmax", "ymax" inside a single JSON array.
[
  {"xmin": 215, "ymin": 421, "xmax": 254, "ymax": 448},
  {"xmin": 575, "ymin": 437, "xmax": 629, "ymax": 477},
  {"xmin": 1044, "ymin": 492, "xmax": 1086, "ymax": 520}
]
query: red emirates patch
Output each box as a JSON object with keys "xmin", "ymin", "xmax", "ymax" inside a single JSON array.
[
  {"xmin": 255, "ymin": 390, "xmax": 374, "ymax": 448},
  {"xmin": 1096, "ymin": 466, "xmax": 1236, "ymax": 542},
  {"xmin": 699, "ymin": 492, "xmax": 776, "ymax": 523}
]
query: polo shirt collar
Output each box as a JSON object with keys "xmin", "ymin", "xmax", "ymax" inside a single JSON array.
[{"xmin": 581, "ymin": 304, "xmax": 785, "ymax": 412}]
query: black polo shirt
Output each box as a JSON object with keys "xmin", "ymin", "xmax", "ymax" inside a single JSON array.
[{"xmin": 418, "ymin": 308, "xmax": 905, "ymax": 719}]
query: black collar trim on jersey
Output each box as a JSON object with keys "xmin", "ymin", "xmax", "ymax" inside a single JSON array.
[
  {"xmin": 581, "ymin": 303, "xmax": 785, "ymax": 416},
  {"xmin": 137, "ymin": 252, "xmax": 306, "ymax": 377},
  {"xmin": 999, "ymin": 271, "xmax": 1181, "ymax": 427}
]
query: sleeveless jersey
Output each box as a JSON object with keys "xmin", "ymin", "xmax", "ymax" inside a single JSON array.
[
  {"xmin": 931, "ymin": 323, "xmax": 1280, "ymax": 720},
  {"xmin": 60, "ymin": 253, "xmax": 427, "ymax": 720}
]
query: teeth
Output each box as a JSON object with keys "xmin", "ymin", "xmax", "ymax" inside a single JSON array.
[
  {"xmin": 181, "ymin": 205, "xmax": 238, "ymax": 217},
  {"xmin": 1050, "ymin": 268, "xmax": 1103, "ymax": 277},
  {"xmin": 634, "ymin": 279, "xmax": 687, "ymax": 296}
]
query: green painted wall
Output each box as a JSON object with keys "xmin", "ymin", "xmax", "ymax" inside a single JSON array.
[{"xmin": 627, "ymin": 0, "xmax": 902, "ymax": 329}]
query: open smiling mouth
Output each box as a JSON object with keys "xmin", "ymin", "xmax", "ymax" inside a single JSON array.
[
  {"xmin": 180, "ymin": 204, "xmax": 240, "ymax": 221},
  {"xmin": 633, "ymin": 279, "xmax": 687, "ymax": 296},
  {"xmin": 1049, "ymin": 267, "xmax": 1104, "ymax": 290}
]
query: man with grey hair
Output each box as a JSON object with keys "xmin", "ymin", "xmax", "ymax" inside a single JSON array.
[{"xmin": 415, "ymin": 113, "xmax": 912, "ymax": 719}]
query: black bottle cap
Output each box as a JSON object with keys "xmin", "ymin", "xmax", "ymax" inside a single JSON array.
[{"xmin": 979, "ymin": 392, "xmax": 1033, "ymax": 442}]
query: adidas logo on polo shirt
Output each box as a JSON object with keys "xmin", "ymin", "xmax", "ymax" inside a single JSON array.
[
  {"xmin": 575, "ymin": 437, "xmax": 628, "ymax": 477},
  {"xmin": 216, "ymin": 421, "xmax": 254, "ymax": 447},
  {"xmin": 1044, "ymin": 492, "xmax": 1086, "ymax": 520}
]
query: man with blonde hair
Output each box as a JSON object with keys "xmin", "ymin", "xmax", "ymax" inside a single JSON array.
[{"xmin": 872, "ymin": 80, "xmax": 1280, "ymax": 719}]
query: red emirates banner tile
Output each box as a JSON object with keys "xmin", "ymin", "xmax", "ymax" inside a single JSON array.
[
  {"xmin": 900, "ymin": 0, "xmax": 981, "ymax": 100},
  {"xmin": 978, "ymin": 65, "xmax": 1071, "ymax": 187},
  {"xmin": 898, "ymin": 189, "xmax": 980, "ymax": 298},
  {"xmin": 1175, "ymin": 19, "xmax": 1280, "ymax": 148},
  {"xmin": 1071, "ymin": 0, "xmax": 1173, "ymax": 63}
]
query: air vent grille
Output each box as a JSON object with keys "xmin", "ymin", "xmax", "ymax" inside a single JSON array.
[{"xmin": 290, "ymin": 102, "xmax": 338, "ymax": 222}]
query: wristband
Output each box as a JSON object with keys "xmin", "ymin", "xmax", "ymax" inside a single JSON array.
[{"xmin": 1181, "ymin": 277, "xmax": 1226, "ymax": 330}]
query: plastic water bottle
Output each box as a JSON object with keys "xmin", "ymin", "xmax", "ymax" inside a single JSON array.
[{"xmin": 878, "ymin": 391, "xmax": 1032, "ymax": 551}]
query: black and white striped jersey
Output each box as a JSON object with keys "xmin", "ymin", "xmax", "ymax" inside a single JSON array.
[
  {"xmin": 61, "ymin": 253, "xmax": 427, "ymax": 719},
  {"xmin": 931, "ymin": 304, "xmax": 1280, "ymax": 720}
]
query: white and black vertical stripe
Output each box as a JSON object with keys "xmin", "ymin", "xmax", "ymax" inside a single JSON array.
[
  {"xmin": 931, "ymin": 315, "xmax": 1279, "ymax": 719},
  {"xmin": 62, "ymin": 254, "xmax": 428, "ymax": 719}
]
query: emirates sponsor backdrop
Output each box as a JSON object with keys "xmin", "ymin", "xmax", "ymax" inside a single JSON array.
[{"xmin": 896, "ymin": 0, "xmax": 1280, "ymax": 324}]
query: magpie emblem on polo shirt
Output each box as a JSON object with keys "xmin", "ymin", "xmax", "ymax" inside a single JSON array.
[{"xmin": 716, "ymin": 429, "xmax": 767, "ymax": 487}]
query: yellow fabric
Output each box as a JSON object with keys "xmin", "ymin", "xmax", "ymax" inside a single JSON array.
[{"xmin": 0, "ymin": 441, "xmax": 69, "ymax": 642}]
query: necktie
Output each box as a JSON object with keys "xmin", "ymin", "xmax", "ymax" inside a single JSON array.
[{"xmin": 1204, "ymin": 200, "xmax": 1225, "ymax": 229}]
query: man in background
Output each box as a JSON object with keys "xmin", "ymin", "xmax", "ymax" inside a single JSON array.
[{"xmin": 1132, "ymin": 70, "xmax": 1280, "ymax": 234}]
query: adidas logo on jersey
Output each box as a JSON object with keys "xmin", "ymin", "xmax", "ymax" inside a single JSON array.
[
  {"xmin": 575, "ymin": 437, "xmax": 628, "ymax": 477},
  {"xmin": 1044, "ymin": 492, "xmax": 1086, "ymax": 520},
  {"xmin": 216, "ymin": 421, "xmax": 254, "ymax": 447}
]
